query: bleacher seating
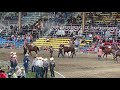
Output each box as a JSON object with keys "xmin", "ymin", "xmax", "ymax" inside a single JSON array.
[
  {"xmin": 33, "ymin": 38, "xmax": 70, "ymax": 49},
  {"xmin": 0, "ymin": 37, "xmax": 24, "ymax": 48}
]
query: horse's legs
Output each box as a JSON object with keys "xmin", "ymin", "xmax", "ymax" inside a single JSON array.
[
  {"xmin": 103, "ymin": 53, "xmax": 105, "ymax": 59},
  {"xmin": 72, "ymin": 52, "xmax": 74, "ymax": 58},
  {"xmin": 29, "ymin": 51, "xmax": 32, "ymax": 56},
  {"xmin": 35, "ymin": 51, "xmax": 37, "ymax": 57},
  {"xmin": 116, "ymin": 56, "xmax": 118, "ymax": 63},
  {"xmin": 106, "ymin": 54, "xmax": 107, "ymax": 61}
]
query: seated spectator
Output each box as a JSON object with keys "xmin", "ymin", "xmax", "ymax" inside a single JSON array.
[
  {"xmin": 20, "ymin": 67, "xmax": 26, "ymax": 78},
  {"xmin": 16, "ymin": 66, "xmax": 22, "ymax": 78},
  {"xmin": 0, "ymin": 67, "xmax": 7, "ymax": 78}
]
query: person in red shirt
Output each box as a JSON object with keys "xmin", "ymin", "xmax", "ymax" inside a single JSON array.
[{"xmin": 0, "ymin": 68, "xmax": 7, "ymax": 78}]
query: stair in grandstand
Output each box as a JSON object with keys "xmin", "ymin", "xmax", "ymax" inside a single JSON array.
[{"xmin": 22, "ymin": 12, "xmax": 49, "ymax": 25}]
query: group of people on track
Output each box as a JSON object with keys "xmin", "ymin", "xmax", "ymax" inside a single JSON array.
[{"xmin": 0, "ymin": 51, "xmax": 56, "ymax": 78}]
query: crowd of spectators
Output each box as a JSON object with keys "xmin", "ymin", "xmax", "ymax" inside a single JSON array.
[{"xmin": 0, "ymin": 52, "xmax": 56, "ymax": 78}]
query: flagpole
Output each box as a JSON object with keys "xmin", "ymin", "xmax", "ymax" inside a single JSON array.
[
  {"xmin": 18, "ymin": 12, "xmax": 21, "ymax": 32},
  {"xmin": 82, "ymin": 12, "xmax": 85, "ymax": 34}
]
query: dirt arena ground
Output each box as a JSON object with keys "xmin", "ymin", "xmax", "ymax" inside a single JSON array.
[{"xmin": 1, "ymin": 48, "xmax": 120, "ymax": 78}]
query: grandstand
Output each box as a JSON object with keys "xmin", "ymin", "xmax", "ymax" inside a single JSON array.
[{"xmin": 0, "ymin": 12, "xmax": 120, "ymax": 50}]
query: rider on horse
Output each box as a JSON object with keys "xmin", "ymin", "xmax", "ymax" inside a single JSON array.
[{"xmin": 31, "ymin": 43, "xmax": 35, "ymax": 50}]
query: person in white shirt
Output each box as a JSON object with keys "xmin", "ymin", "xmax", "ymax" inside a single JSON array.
[{"xmin": 35, "ymin": 57, "xmax": 43, "ymax": 78}]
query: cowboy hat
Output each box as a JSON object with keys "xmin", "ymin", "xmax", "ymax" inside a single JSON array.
[
  {"xmin": 13, "ymin": 52, "xmax": 16, "ymax": 55},
  {"xmin": 50, "ymin": 57, "xmax": 54, "ymax": 61},
  {"xmin": 25, "ymin": 54, "xmax": 29, "ymax": 56},
  {"xmin": 10, "ymin": 52, "xmax": 14, "ymax": 54},
  {"xmin": 36, "ymin": 57, "xmax": 39, "ymax": 60},
  {"xmin": 41, "ymin": 57, "xmax": 44, "ymax": 61},
  {"xmin": 21, "ymin": 67, "xmax": 24, "ymax": 70},
  {"xmin": 13, "ymin": 55, "xmax": 17, "ymax": 58},
  {"xmin": 44, "ymin": 58, "xmax": 48, "ymax": 61},
  {"xmin": 38, "ymin": 57, "xmax": 43, "ymax": 60}
]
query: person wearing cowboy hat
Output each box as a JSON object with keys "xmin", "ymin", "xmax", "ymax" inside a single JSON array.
[
  {"xmin": 43, "ymin": 58, "xmax": 49, "ymax": 78},
  {"xmin": 36, "ymin": 57, "xmax": 44, "ymax": 78},
  {"xmin": 49, "ymin": 57, "xmax": 55, "ymax": 77},
  {"xmin": 23, "ymin": 53, "xmax": 30, "ymax": 73},
  {"xmin": 10, "ymin": 54, "xmax": 18, "ymax": 72},
  {"xmin": 31, "ymin": 56, "xmax": 37, "ymax": 72},
  {"xmin": 13, "ymin": 52, "xmax": 16, "ymax": 55},
  {"xmin": 34, "ymin": 57, "xmax": 42, "ymax": 78},
  {"xmin": 20, "ymin": 67, "xmax": 26, "ymax": 78},
  {"xmin": 15, "ymin": 66, "xmax": 22, "ymax": 78},
  {"xmin": 40, "ymin": 57, "xmax": 44, "ymax": 78}
]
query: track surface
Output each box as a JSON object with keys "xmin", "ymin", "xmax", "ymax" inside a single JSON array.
[{"xmin": 1, "ymin": 48, "xmax": 120, "ymax": 78}]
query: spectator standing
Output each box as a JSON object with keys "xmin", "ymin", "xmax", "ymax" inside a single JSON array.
[
  {"xmin": 23, "ymin": 54, "xmax": 30, "ymax": 73},
  {"xmin": 31, "ymin": 56, "xmax": 37, "ymax": 72},
  {"xmin": 43, "ymin": 58, "xmax": 49, "ymax": 78},
  {"xmin": 35, "ymin": 57, "xmax": 40, "ymax": 78},
  {"xmin": 40, "ymin": 58, "xmax": 44, "ymax": 78},
  {"xmin": 49, "ymin": 57, "xmax": 55, "ymax": 78},
  {"xmin": 10, "ymin": 53, "xmax": 18, "ymax": 72}
]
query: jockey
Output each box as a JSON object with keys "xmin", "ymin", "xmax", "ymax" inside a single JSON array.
[
  {"xmin": 31, "ymin": 43, "xmax": 35, "ymax": 50},
  {"xmin": 108, "ymin": 45, "xmax": 111, "ymax": 49},
  {"xmin": 31, "ymin": 43, "xmax": 35, "ymax": 47}
]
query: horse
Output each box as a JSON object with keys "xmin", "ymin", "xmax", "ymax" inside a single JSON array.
[
  {"xmin": 60, "ymin": 44, "xmax": 76, "ymax": 58},
  {"xmin": 101, "ymin": 45, "xmax": 116, "ymax": 61},
  {"xmin": 26, "ymin": 43, "xmax": 39, "ymax": 56},
  {"xmin": 111, "ymin": 44, "xmax": 120, "ymax": 63}
]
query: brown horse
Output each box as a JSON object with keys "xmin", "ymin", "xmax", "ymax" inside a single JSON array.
[
  {"xmin": 26, "ymin": 43, "xmax": 39, "ymax": 56},
  {"xmin": 60, "ymin": 44, "xmax": 75, "ymax": 58},
  {"xmin": 111, "ymin": 45, "xmax": 120, "ymax": 63},
  {"xmin": 101, "ymin": 45, "xmax": 116, "ymax": 61}
]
